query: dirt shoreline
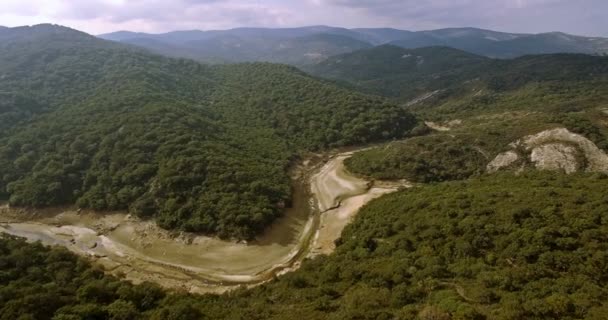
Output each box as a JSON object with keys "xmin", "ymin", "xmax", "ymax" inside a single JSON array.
[{"xmin": 0, "ymin": 149, "xmax": 408, "ymax": 294}]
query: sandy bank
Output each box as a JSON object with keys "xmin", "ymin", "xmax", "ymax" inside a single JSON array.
[{"xmin": 0, "ymin": 149, "xmax": 408, "ymax": 293}]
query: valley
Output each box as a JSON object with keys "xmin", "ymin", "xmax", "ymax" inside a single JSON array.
[
  {"xmin": 2, "ymin": 21, "xmax": 608, "ymax": 319},
  {"xmin": 0, "ymin": 149, "xmax": 407, "ymax": 293}
]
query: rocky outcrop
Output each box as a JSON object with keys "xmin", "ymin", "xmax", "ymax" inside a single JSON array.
[
  {"xmin": 530, "ymin": 143, "xmax": 579, "ymax": 173},
  {"xmin": 424, "ymin": 119, "xmax": 462, "ymax": 132},
  {"xmin": 487, "ymin": 151, "xmax": 519, "ymax": 172},
  {"xmin": 487, "ymin": 128, "xmax": 608, "ymax": 174}
]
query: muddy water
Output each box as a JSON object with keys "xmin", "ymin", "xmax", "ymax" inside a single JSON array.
[{"xmin": 0, "ymin": 150, "xmax": 408, "ymax": 293}]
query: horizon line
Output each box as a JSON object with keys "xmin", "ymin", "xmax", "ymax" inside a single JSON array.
[{"xmin": 2, "ymin": 23, "xmax": 603, "ymax": 39}]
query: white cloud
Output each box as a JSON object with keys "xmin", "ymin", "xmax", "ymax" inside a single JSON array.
[{"xmin": 0, "ymin": 0, "xmax": 605, "ymax": 36}]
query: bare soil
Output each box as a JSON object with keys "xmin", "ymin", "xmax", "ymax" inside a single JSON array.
[{"xmin": 0, "ymin": 149, "xmax": 408, "ymax": 293}]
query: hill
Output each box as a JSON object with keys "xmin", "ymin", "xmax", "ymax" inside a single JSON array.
[
  {"xmin": 305, "ymin": 45, "xmax": 489, "ymax": 99},
  {"xmin": 308, "ymin": 45, "xmax": 608, "ymax": 102},
  {"xmin": 323, "ymin": 47, "xmax": 608, "ymax": 185},
  {"xmin": 174, "ymin": 32, "xmax": 372, "ymax": 65},
  {"xmin": 389, "ymin": 28, "xmax": 608, "ymax": 58},
  {"xmin": 100, "ymin": 26, "xmax": 374, "ymax": 65},
  {"xmin": 0, "ymin": 24, "xmax": 417, "ymax": 239},
  {"xmin": 99, "ymin": 26, "xmax": 608, "ymax": 65}
]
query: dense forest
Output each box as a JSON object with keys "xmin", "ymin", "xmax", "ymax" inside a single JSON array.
[
  {"xmin": 3, "ymin": 172, "xmax": 608, "ymax": 319},
  {"xmin": 345, "ymin": 110, "xmax": 608, "ymax": 183},
  {"xmin": 308, "ymin": 45, "xmax": 608, "ymax": 103},
  {"xmin": 305, "ymin": 45, "xmax": 489, "ymax": 100},
  {"xmin": 333, "ymin": 45, "xmax": 608, "ymax": 183},
  {"xmin": 0, "ymin": 25, "xmax": 416, "ymax": 239}
]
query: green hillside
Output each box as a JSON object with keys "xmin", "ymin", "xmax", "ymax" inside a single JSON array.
[
  {"xmin": 305, "ymin": 45, "xmax": 488, "ymax": 99},
  {"xmin": 308, "ymin": 45, "xmax": 608, "ymax": 183},
  {"xmin": 4, "ymin": 172, "xmax": 608, "ymax": 319},
  {"xmin": 0, "ymin": 25, "xmax": 416, "ymax": 239},
  {"xmin": 308, "ymin": 45, "xmax": 608, "ymax": 104}
]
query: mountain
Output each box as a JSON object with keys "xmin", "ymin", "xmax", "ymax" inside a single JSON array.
[
  {"xmin": 390, "ymin": 28, "xmax": 608, "ymax": 58},
  {"xmin": 306, "ymin": 45, "xmax": 489, "ymax": 99},
  {"xmin": 100, "ymin": 26, "xmax": 367, "ymax": 44},
  {"xmin": 99, "ymin": 26, "xmax": 608, "ymax": 65},
  {"xmin": 387, "ymin": 27, "xmax": 522, "ymax": 55},
  {"xmin": 350, "ymin": 28, "xmax": 415, "ymax": 44},
  {"xmin": 482, "ymin": 32, "xmax": 608, "ymax": 57},
  {"xmin": 0, "ymin": 24, "xmax": 416, "ymax": 239},
  {"xmin": 164, "ymin": 32, "xmax": 372, "ymax": 65},
  {"xmin": 99, "ymin": 26, "xmax": 374, "ymax": 65},
  {"xmin": 308, "ymin": 44, "xmax": 608, "ymax": 102}
]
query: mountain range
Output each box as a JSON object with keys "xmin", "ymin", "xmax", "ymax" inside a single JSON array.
[{"xmin": 99, "ymin": 26, "xmax": 608, "ymax": 65}]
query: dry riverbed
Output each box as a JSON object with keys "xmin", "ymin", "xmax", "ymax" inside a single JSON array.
[{"xmin": 0, "ymin": 150, "xmax": 408, "ymax": 293}]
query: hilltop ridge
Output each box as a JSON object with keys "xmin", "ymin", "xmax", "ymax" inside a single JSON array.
[{"xmin": 97, "ymin": 25, "xmax": 608, "ymax": 65}]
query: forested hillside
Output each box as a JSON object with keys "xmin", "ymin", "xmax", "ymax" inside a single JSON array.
[
  {"xmin": 307, "ymin": 44, "xmax": 608, "ymax": 184},
  {"xmin": 308, "ymin": 45, "xmax": 608, "ymax": 103},
  {"xmin": 305, "ymin": 45, "xmax": 489, "ymax": 99},
  {"xmin": 4, "ymin": 172, "xmax": 608, "ymax": 319},
  {"xmin": 0, "ymin": 24, "xmax": 416, "ymax": 239}
]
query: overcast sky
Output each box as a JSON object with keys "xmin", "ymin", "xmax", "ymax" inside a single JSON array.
[{"xmin": 1, "ymin": 0, "xmax": 606, "ymax": 36}]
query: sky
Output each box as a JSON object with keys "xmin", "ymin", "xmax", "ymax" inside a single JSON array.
[{"xmin": 0, "ymin": 0, "xmax": 606, "ymax": 36}]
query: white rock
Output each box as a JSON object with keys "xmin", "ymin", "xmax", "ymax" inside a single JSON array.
[
  {"xmin": 487, "ymin": 151, "xmax": 519, "ymax": 172},
  {"xmin": 530, "ymin": 143, "xmax": 579, "ymax": 174},
  {"xmin": 487, "ymin": 128, "xmax": 608, "ymax": 174}
]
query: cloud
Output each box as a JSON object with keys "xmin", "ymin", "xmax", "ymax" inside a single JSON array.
[
  {"xmin": 51, "ymin": 0, "xmax": 289, "ymax": 27},
  {"xmin": 0, "ymin": 0, "xmax": 606, "ymax": 36},
  {"xmin": 318, "ymin": 0, "xmax": 607, "ymax": 35},
  {"xmin": 0, "ymin": 0, "xmax": 292, "ymax": 33}
]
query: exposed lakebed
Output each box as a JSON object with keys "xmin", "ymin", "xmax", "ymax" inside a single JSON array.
[{"xmin": 0, "ymin": 150, "xmax": 408, "ymax": 293}]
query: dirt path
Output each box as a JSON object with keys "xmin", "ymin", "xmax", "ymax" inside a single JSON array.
[{"xmin": 0, "ymin": 150, "xmax": 408, "ymax": 293}]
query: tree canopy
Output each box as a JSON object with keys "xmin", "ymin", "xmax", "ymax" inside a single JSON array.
[{"xmin": 0, "ymin": 25, "xmax": 417, "ymax": 239}]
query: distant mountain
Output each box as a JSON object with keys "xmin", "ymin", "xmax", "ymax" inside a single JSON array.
[
  {"xmin": 388, "ymin": 28, "xmax": 521, "ymax": 51},
  {"xmin": 307, "ymin": 44, "xmax": 608, "ymax": 103},
  {"xmin": 170, "ymin": 32, "xmax": 372, "ymax": 65},
  {"xmin": 99, "ymin": 26, "xmax": 608, "ymax": 65},
  {"xmin": 306, "ymin": 45, "xmax": 489, "ymax": 99},
  {"xmin": 351, "ymin": 28, "xmax": 416, "ymax": 45},
  {"xmin": 481, "ymin": 32, "xmax": 608, "ymax": 57},
  {"xmin": 0, "ymin": 23, "xmax": 99, "ymax": 44},
  {"xmin": 389, "ymin": 28, "xmax": 608, "ymax": 58},
  {"xmin": 100, "ymin": 26, "xmax": 374, "ymax": 65},
  {"xmin": 100, "ymin": 26, "xmax": 367, "ymax": 43}
]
